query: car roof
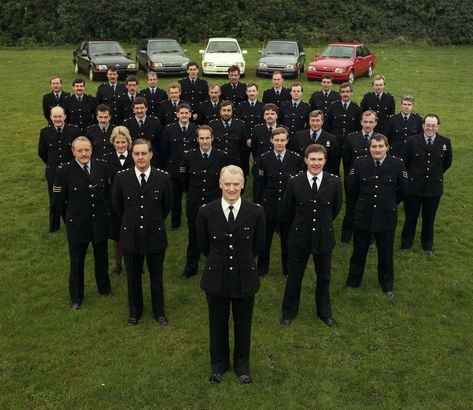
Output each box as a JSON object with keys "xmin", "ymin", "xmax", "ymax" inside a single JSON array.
[
  {"xmin": 144, "ymin": 38, "xmax": 179, "ymax": 42},
  {"xmin": 84, "ymin": 40, "xmax": 121, "ymax": 44},
  {"xmin": 267, "ymin": 40, "xmax": 298, "ymax": 43},
  {"xmin": 207, "ymin": 37, "xmax": 238, "ymax": 42},
  {"xmin": 328, "ymin": 42, "xmax": 365, "ymax": 47}
]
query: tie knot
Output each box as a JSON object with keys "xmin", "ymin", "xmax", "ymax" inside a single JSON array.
[
  {"xmin": 182, "ymin": 126, "xmax": 186, "ymax": 133},
  {"xmin": 427, "ymin": 138, "xmax": 433, "ymax": 145},
  {"xmin": 203, "ymin": 153, "xmax": 208, "ymax": 160},
  {"xmin": 343, "ymin": 103, "xmax": 348, "ymax": 110},
  {"xmin": 376, "ymin": 160, "xmax": 381, "ymax": 168},
  {"xmin": 276, "ymin": 90, "xmax": 280, "ymax": 96},
  {"xmin": 119, "ymin": 154, "xmax": 126, "ymax": 160},
  {"xmin": 293, "ymin": 103, "xmax": 297, "ymax": 108},
  {"xmin": 324, "ymin": 92, "xmax": 328, "ymax": 98},
  {"xmin": 364, "ymin": 134, "xmax": 370, "ymax": 140},
  {"xmin": 268, "ymin": 126, "xmax": 273, "ymax": 133},
  {"xmin": 102, "ymin": 127, "xmax": 107, "ymax": 133},
  {"xmin": 57, "ymin": 127, "xmax": 62, "ymax": 133},
  {"xmin": 55, "ymin": 93, "xmax": 60, "ymax": 99},
  {"xmin": 139, "ymin": 120, "xmax": 144, "ymax": 127},
  {"xmin": 83, "ymin": 164, "xmax": 89, "ymax": 174},
  {"xmin": 277, "ymin": 154, "xmax": 282, "ymax": 161}
]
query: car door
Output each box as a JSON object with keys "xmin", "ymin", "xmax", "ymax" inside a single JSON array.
[
  {"xmin": 136, "ymin": 40, "xmax": 147, "ymax": 68},
  {"xmin": 354, "ymin": 46, "xmax": 367, "ymax": 76},
  {"xmin": 78, "ymin": 42, "xmax": 90, "ymax": 73},
  {"xmin": 297, "ymin": 43, "xmax": 306, "ymax": 68}
]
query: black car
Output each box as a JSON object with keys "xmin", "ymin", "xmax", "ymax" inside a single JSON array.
[
  {"xmin": 256, "ymin": 40, "xmax": 306, "ymax": 78},
  {"xmin": 136, "ymin": 38, "xmax": 190, "ymax": 76},
  {"xmin": 73, "ymin": 40, "xmax": 138, "ymax": 81}
]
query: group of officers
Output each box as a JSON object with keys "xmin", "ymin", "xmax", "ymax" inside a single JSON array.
[{"xmin": 38, "ymin": 62, "xmax": 452, "ymax": 385}]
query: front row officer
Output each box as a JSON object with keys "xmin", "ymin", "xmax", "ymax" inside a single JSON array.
[
  {"xmin": 345, "ymin": 134, "xmax": 408, "ymax": 297},
  {"xmin": 51, "ymin": 136, "xmax": 112, "ymax": 309},
  {"xmin": 281, "ymin": 144, "xmax": 342, "ymax": 327},
  {"xmin": 197, "ymin": 165, "xmax": 265, "ymax": 384},
  {"xmin": 112, "ymin": 139, "xmax": 173, "ymax": 326}
]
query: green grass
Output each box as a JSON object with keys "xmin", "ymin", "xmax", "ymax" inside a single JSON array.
[{"xmin": 0, "ymin": 44, "xmax": 472, "ymax": 409}]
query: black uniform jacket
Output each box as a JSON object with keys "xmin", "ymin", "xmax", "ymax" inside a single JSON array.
[
  {"xmin": 235, "ymin": 100, "xmax": 264, "ymax": 134},
  {"xmin": 279, "ymin": 100, "xmax": 311, "ymax": 135},
  {"xmin": 197, "ymin": 199, "xmax": 265, "ymax": 298},
  {"xmin": 262, "ymin": 87, "xmax": 291, "ymax": 107},
  {"xmin": 161, "ymin": 122, "xmax": 198, "ymax": 177},
  {"xmin": 283, "ymin": 171, "xmax": 342, "ymax": 254},
  {"xmin": 360, "ymin": 92, "xmax": 395, "ymax": 134},
  {"xmin": 220, "ymin": 82, "xmax": 247, "ymax": 104},
  {"xmin": 138, "ymin": 87, "xmax": 168, "ymax": 118},
  {"xmin": 342, "ymin": 131, "xmax": 370, "ymax": 175},
  {"xmin": 209, "ymin": 118, "xmax": 248, "ymax": 166},
  {"xmin": 179, "ymin": 77, "xmax": 209, "ymax": 112},
  {"xmin": 96, "ymin": 82, "xmax": 127, "ymax": 124},
  {"xmin": 52, "ymin": 159, "xmax": 109, "ymax": 243},
  {"xmin": 401, "ymin": 133, "xmax": 452, "ymax": 197},
  {"xmin": 85, "ymin": 124, "xmax": 115, "ymax": 159},
  {"xmin": 326, "ymin": 101, "xmax": 362, "ymax": 141},
  {"xmin": 63, "ymin": 94, "xmax": 97, "ymax": 131},
  {"xmin": 42, "ymin": 91, "xmax": 70, "ymax": 122},
  {"xmin": 386, "ymin": 112, "xmax": 422, "ymax": 156},
  {"xmin": 112, "ymin": 167, "xmax": 173, "ymax": 254},
  {"xmin": 309, "ymin": 90, "xmax": 340, "ymax": 113},
  {"xmin": 196, "ymin": 99, "xmax": 221, "ymax": 125},
  {"xmin": 350, "ymin": 155, "xmax": 408, "ymax": 232}
]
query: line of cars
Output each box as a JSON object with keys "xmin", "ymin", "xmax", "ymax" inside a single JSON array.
[{"xmin": 73, "ymin": 39, "xmax": 376, "ymax": 83}]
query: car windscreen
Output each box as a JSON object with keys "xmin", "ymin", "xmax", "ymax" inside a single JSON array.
[
  {"xmin": 148, "ymin": 41, "xmax": 181, "ymax": 54},
  {"xmin": 321, "ymin": 46, "xmax": 354, "ymax": 59},
  {"xmin": 207, "ymin": 41, "xmax": 240, "ymax": 53},
  {"xmin": 90, "ymin": 43, "xmax": 125, "ymax": 56},
  {"xmin": 265, "ymin": 42, "xmax": 297, "ymax": 55}
]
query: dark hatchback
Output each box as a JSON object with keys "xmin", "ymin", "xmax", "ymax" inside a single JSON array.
[
  {"xmin": 73, "ymin": 40, "xmax": 138, "ymax": 81},
  {"xmin": 256, "ymin": 40, "xmax": 306, "ymax": 78},
  {"xmin": 136, "ymin": 38, "xmax": 190, "ymax": 76}
]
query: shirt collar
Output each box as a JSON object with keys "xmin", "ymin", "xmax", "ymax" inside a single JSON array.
[
  {"xmin": 221, "ymin": 197, "xmax": 242, "ymax": 215},
  {"xmin": 76, "ymin": 159, "xmax": 91, "ymax": 170},
  {"xmin": 424, "ymin": 133, "xmax": 436, "ymax": 144},
  {"xmin": 307, "ymin": 170, "xmax": 323, "ymax": 184},
  {"xmin": 274, "ymin": 149, "xmax": 286, "ymax": 159},
  {"xmin": 135, "ymin": 166, "xmax": 151, "ymax": 181},
  {"xmin": 135, "ymin": 115, "xmax": 146, "ymax": 123},
  {"xmin": 117, "ymin": 151, "xmax": 128, "ymax": 158},
  {"xmin": 374, "ymin": 155, "xmax": 387, "ymax": 166},
  {"xmin": 200, "ymin": 147, "xmax": 212, "ymax": 156}
]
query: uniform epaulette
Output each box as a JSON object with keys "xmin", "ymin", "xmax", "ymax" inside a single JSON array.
[
  {"xmin": 402, "ymin": 170, "xmax": 408, "ymax": 178},
  {"xmin": 289, "ymin": 174, "xmax": 297, "ymax": 179},
  {"xmin": 201, "ymin": 203, "xmax": 207, "ymax": 207},
  {"xmin": 261, "ymin": 150, "xmax": 271, "ymax": 158},
  {"xmin": 388, "ymin": 113, "xmax": 395, "ymax": 118},
  {"xmin": 256, "ymin": 203, "xmax": 261, "ymax": 206},
  {"xmin": 391, "ymin": 154, "xmax": 403, "ymax": 161},
  {"xmin": 164, "ymin": 123, "xmax": 173, "ymax": 129},
  {"xmin": 117, "ymin": 169, "xmax": 125, "ymax": 173},
  {"xmin": 123, "ymin": 116, "xmax": 134, "ymax": 122},
  {"xmin": 158, "ymin": 168, "xmax": 169, "ymax": 174},
  {"xmin": 86, "ymin": 124, "xmax": 95, "ymax": 130},
  {"xmin": 293, "ymin": 151, "xmax": 301, "ymax": 157},
  {"xmin": 330, "ymin": 173, "xmax": 339, "ymax": 178},
  {"xmin": 70, "ymin": 124, "xmax": 79, "ymax": 129},
  {"xmin": 149, "ymin": 115, "xmax": 159, "ymax": 120},
  {"xmin": 233, "ymin": 118, "xmax": 245, "ymax": 124}
]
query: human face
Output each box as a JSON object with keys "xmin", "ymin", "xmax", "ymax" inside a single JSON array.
[
  {"xmin": 246, "ymin": 85, "xmax": 258, "ymax": 101},
  {"xmin": 50, "ymin": 107, "xmax": 65, "ymax": 127},
  {"xmin": 209, "ymin": 86, "xmax": 221, "ymax": 102},
  {"xmin": 126, "ymin": 81, "xmax": 137, "ymax": 95},
  {"xmin": 339, "ymin": 87, "xmax": 353, "ymax": 102},
  {"xmin": 263, "ymin": 109, "xmax": 277, "ymax": 125},
  {"xmin": 72, "ymin": 140, "xmax": 92, "ymax": 165},
  {"xmin": 73, "ymin": 82, "xmax": 85, "ymax": 96},
  {"xmin": 309, "ymin": 115, "xmax": 324, "ymax": 132},
  {"xmin": 147, "ymin": 74, "xmax": 157, "ymax": 88},
  {"xmin": 132, "ymin": 143, "xmax": 153, "ymax": 172},
  {"xmin": 321, "ymin": 78, "xmax": 332, "ymax": 92},
  {"xmin": 50, "ymin": 77, "xmax": 62, "ymax": 93},
  {"xmin": 113, "ymin": 136, "xmax": 129, "ymax": 154},
  {"xmin": 401, "ymin": 100, "xmax": 413, "ymax": 115},
  {"xmin": 271, "ymin": 133, "xmax": 288, "ymax": 154},
  {"xmin": 228, "ymin": 70, "xmax": 240, "ymax": 84},
  {"xmin": 370, "ymin": 139, "xmax": 388, "ymax": 160},
  {"xmin": 133, "ymin": 103, "xmax": 147, "ymax": 119},
  {"xmin": 290, "ymin": 85, "xmax": 302, "ymax": 101},
  {"xmin": 423, "ymin": 116, "xmax": 439, "ymax": 138},
  {"xmin": 169, "ymin": 87, "xmax": 180, "ymax": 101},
  {"xmin": 96, "ymin": 110, "xmax": 111, "ymax": 127},
  {"xmin": 361, "ymin": 114, "xmax": 377, "ymax": 133},
  {"xmin": 220, "ymin": 105, "xmax": 233, "ymax": 121},
  {"xmin": 187, "ymin": 65, "xmax": 199, "ymax": 78},
  {"xmin": 373, "ymin": 79, "xmax": 385, "ymax": 94},
  {"xmin": 305, "ymin": 151, "xmax": 326, "ymax": 176},
  {"xmin": 272, "ymin": 74, "xmax": 283, "ymax": 88},
  {"xmin": 177, "ymin": 108, "xmax": 191, "ymax": 124},
  {"xmin": 220, "ymin": 171, "xmax": 244, "ymax": 204},
  {"xmin": 197, "ymin": 129, "xmax": 213, "ymax": 152},
  {"xmin": 107, "ymin": 70, "xmax": 118, "ymax": 84}
]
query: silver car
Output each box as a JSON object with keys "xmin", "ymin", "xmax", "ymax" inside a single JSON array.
[{"xmin": 136, "ymin": 38, "xmax": 190, "ymax": 76}]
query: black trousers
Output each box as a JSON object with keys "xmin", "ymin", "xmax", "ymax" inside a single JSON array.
[
  {"xmin": 183, "ymin": 214, "xmax": 200, "ymax": 277},
  {"xmin": 47, "ymin": 174, "xmax": 60, "ymax": 232},
  {"xmin": 257, "ymin": 219, "xmax": 290, "ymax": 276},
  {"xmin": 282, "ymin": 249, "xmax": 332, "ymax": 320},
  {"xmin": 346, "ymin": 229, "xmax": 395, "ymax": 292},
  {"xmin": 171, "ymin": 177, "xmax": 184, "ymax": 228},
  {"xmin": 341, "ymin": 180, "xmax": 356, "ymax": 243},
  {"xmin": 206, "ymin": 293, "xmax": 255, "ymax": 376},
  {"xmin": 401, "ymin": 195, "xmax": 441, "ymax": 251},
  {"xmin": 68, "ymin": 240, "xmax": 110, "ymax": 304},
  {"xmin": 123, "ymin": 250, "xmax": 166, "ymax": 319}
]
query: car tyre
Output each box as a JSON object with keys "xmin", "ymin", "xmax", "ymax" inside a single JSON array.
[
  {"xmin": 348, "ymin": 70, "xmax": 355, "ymax": 83},
  {"xmin": 74, "ymin": 60, "xmax": 80, "ymax": 74},
  {"xmin": 366, "ymin": 64, "xmax": 373, "ymax": 77},
  {"xmin": 300, "ymin": 64, "xmax": 305, "ymax": 73},
  {"xmin": 89, "ymin": 67, "xmax": 96, "ymax": 81}
]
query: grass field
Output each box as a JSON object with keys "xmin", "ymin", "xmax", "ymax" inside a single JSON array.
[{"xmin": 0, "ymin": 43, "xmax": 472, "ymax": 409}]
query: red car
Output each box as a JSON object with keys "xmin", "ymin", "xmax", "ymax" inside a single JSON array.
[{"xmin": 306, "ymin": 42, "xmax": 376, "ymax": 83}]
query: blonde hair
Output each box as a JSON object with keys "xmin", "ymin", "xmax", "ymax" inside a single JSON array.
[{"xmin": 110, "ymin": 126, "xmax": 132, "ymax": 145}]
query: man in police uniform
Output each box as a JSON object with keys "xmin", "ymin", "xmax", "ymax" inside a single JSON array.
[
  {"xmin": 360, "ymin": 75, "xmax": 395, "ymax": 135},
  {"xmin": 279, "ymin": 82, "xmax": 311, "ymax": 137},
  {"xmin": 179, "ymin": 61, "xmax": 209, "ymax": 113},
  {"xmin": 235, "ymin": 83, "xmax": 264, "ymax": 135},
  {"xmin": 158, "ymin": 82, "xmax": 188, "ymax": 128},
  {"xmin": 308, "ymin": 74, "xmax": 340, "ymax": 116},
  {"xmin": 51, "ymin": 136, "xmax": 112, "ymax": 309},
  {"xmin": 96, "ymin": 66, "xmax": 127, "ymax": 125},
  {"xmin": 85, "ymin": 104, "xmax": 115, "ymax": 159},
  {"xmin": 63, "ymin": 78, "xmax": 97, "ymax": 132},
  {"xmin": 38, "ymin": 106, "xmax": 81, "ymax": 232},
  {"xmin": 262, "ymin": 71, "xmax": 291, "ymax": 108},
  {"xmin": 160, "ymin": 103, "xmax": 198, "ymax": 230},
  {"xmin": 195, "ymin": 83, "xmax": 222, "ymax": 125},
  {"xmin": 220, "ymin": 65, "xmax": 247, "ymax": 104},
  {"xmin": 112, "ymin": 139, "xmax": 173, "ymax": 326},
  {"xmin": 345, "ymin": 134, "xmax": 408, "ymax": 296},
  {"xmin": 292, "ymin": 110, "xmax": 340, "ymax": 176},
  {"xmin": 117, "ymin": 75, "xmax": 140, "ymax": 121},
  {"xmin": 254, "ymin": 127, "xmax": 303, "ymax": 277},
  {"xmin": 42, "ymin": 76, "xmax": 70, "ymax": 123},
  {"xmin": 386, "ymin": 94, "xmax": 422, "ymax": 157},
  {"xmin": 400, "ymin": 114, "xmax": 452, "ymax": 256},
  {"xmin": 281, "ymin": 144, "xmax": 341, "ymax": 327},
  {"xmin": 197, "ymin": 165, "xmax": 265, "ymax": 384},
  {"xmin": 138, "ymin": 71, "xmax": 168, "ymax": 118},
  {"xmin": 179, "ymin": 125, "xmax": 228, "ymax": 279}
]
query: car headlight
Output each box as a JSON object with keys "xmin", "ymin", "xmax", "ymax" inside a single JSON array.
[
  {"xmin": 181, "ymin": 62, "xmax": 188, "ymax": 68},
  {"xmin": 308, "ymin": 66, "xmax": 316, "ymax": 71},
  {"xmin": 128, "ymin": 63, "xmax": 137, "ymax": 69},
  {"xmin": 151, "ymin": 62, "xmax": 163, "ymax": 68},
  {"xmin": 238, "ymin": 62, "xmax": 245, "ymax": 68},
  {"xmin": 286, "ymin": 64, "xmax": 297, "ymax": 70},
  {"xmin": 334, "ymin": 68, "xmax": 345, "ymax": 73},
  {"xmin": 257, "ymin": 62, "xmax": 267, "ymax": 69},
  {"xmin": 204, "ymin": 62, "xmax": 215, "ymax": 68},
  {"xmin": 96, "ymin": 64, "xmax": 108, "ymax": 70}
]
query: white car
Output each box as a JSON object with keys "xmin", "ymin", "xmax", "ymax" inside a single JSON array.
[{"xmin": 199, "ymin": 38, "xmax": 247, "ymax": 76}]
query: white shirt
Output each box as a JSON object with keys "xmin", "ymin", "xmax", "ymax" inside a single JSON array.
[
  {"xmin": 135, "ymin": 115, "xmax": 146, "ymax": 124},
  {"xmin": 200, "ymin": 147, "xmax": 212, "ymax": 157},
  {"xmin": 274, "ymin": 149, "xmax": 286, "ymax": 161},
  {"xmin": 135, "ymin": 166, "xmax": 151, "ymax": 183},
  {"xmin": 221, "ymin": 197, "xmax": 241, "ymax": 221},
  {"xmin": 307, "ymin": 170, "xmax": 323, "ymax": 190},
  {"xmin": 117, "ymin": 151, "xmax": 128, "ymax": 165}
]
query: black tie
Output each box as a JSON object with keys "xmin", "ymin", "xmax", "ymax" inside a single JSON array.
[
  {"xmin": 343, "ymin": 103, "xmax": 348, "ymax": 111},
  {"xmin": 112, "ymin": 85, "xmax": 116, "ymax": 93},
  {"xmin": 312, "ymin": 133, "xmax": 317, "ymax": 142},
  {"xmin": 203, "ymin": 153, "xmax": 209, "ymax": 160},
  {"xmin": 250, "ymin": 102, "xmax": 254, "ymax": 108},
  {"xmin": 268, "ymin": 126, "xmax": 273, "ymax": 135},
  {"xmin": 140, "ymin": 173, "xmax": 146, "ymax": 188},
  {"xmin": 213, "ymin": 103, "xmax": 217, "ymax": 109},
  {"xmin": 55, "ymin": 93, "xmax": 60, "ymax": 100},
  {"xmin": 83, "ymin": 164, "xmax": 89, "ymax": 176},
  {"xmin": 56, "ymin": 127, "xmax": 62, "ymax": 136},
  {"xmin": 376, "ymin": 160, "xmax": 381, "ymax": 170},
  {"xmin": 102, "ymin": 127, "xmax": 107, "ymax": 134},
  {"xmin": 130, "ymin": 95, "xmax": 134, "ymax": 102},
  {"xmin": 182, "ymin": 126, "xmax": 187, "ymax": 133},
  {"xmin": 139, "ymin": 120, "xmax": 144, "ymax": 127},
  {"xmin": 403, "ymin": 116, "xmax": 408, "ymax": 124},
  {"xmin": 224, "ymin": 121, "xmax": 230, "ymax": 130},
  {"xmin": 276, "ymin": 90, "xmax": 280, "ymax": 96},
  {"xmin": 173, "ymin": 102, "xmax": 177, "ymax": 109},
  {"xmin": 377, "ymin": 93, "xmax": 381, "ymax": 101},
  {"xmin": 119, "ymin": 154, "xmax": 126, "ymax": 160},
  {"xmin": 293, "ymin": 103, "xmax": 297, "ymax": 108},
  {"xmin": 324, "ymin": 92, "xmax": 328, "ymax": 98},
  {"xmin": 364, "ymin": 133, "xmax": 370, "ymax": 141},
  {"xmin": 78, "ymin": 96, "xmax": 82, "ymax": 104},
  {"xmin": 427, "ymin": 139, "xmax": 433, "ymax": 146},
  {"xmin": 277, "ymin": 154, "xmax": 282, "ymax": 162},
  {"xmin": 312, "ymin": 176, "xmax": 318, "ymax": 193},
  {"xmin": 232, "ymin": 84, "xmax": 236, "ymax": 91},
  {"xmin": 228, "ymin": 205, "xmax": 235, "ymax": 224},
  {"xmin": 191, "ymin": 79, "xmax": 195, "ymax": 85},
  {"xmin": 151, "ymin": 88, "xmax": 155, "ymax": 95}
]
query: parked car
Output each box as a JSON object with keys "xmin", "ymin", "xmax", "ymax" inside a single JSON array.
[
  {"xmin": 306, "ymin": 42, "xmax": 376, "ymax": 83},
  {"xmin": 256, "ymin": 40, "xmax": 306, "ymax": 78},
  {"xmin": 73, "ymin": 40, "xmax": 137, "ymax": 81},
  {"xmin": 199, "ymin": 38, "xmax": 247, "ymax": 76},
  {"xmin": 136, "ymin": 38, "xmax": 190, "ymax": 75}
]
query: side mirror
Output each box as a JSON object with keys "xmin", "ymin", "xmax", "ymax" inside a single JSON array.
[
  {"xmin": 81, "ymin": 50, "xmax": 88, "ymax": 56},
  {"xmin": 199, "ymin": 50, "xmax": 205, "ymax": 54},
  {"xmin": 183, "ymin": 49, "xmax": 188, "ymax": 53},
  {"xmin": 242, "ymin": 50, "xmax": 248, "ymax": 55},
  {"xmin": 127, "ymin": 52, "xmax": 131, "ymax": 57},
  {"xmin": 300, "ymin": 51, "xmax": 306, "ymax": 56}
]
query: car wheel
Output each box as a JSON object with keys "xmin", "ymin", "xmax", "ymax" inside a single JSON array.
[
  {"xmin": 74, "ymin": 60, "xmax": 80, "ymax": 74},
  {"xmin": 348, "ymin": 70, "xmax": 355, "ymax": 83},
  {"xmin": 89, "ymin": 67, "xmax": 96, "ymax": 81},
  {"xmin": 366, "ymin": 64, "xmax": 373, "ymax": 77},
  {"xmin": 300, "ymin": 64, "xmax": 305, "ymax": 73}
]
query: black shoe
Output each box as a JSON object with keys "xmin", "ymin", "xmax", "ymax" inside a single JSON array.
[
  {"xmin": 323, "ymin": 318, "xmax": 338, "ymax": 327},
  {"xmin": 156, "ymin": 316, "xmax": 168, "ymax": 326},
  {"xmin": 340, "ymin": 241, "xmax": 349, "ymax": 248},
  {"xmin": 209, "ymin": 373, "xmax": 223, "ymax": 384},
  {"xmin": 71, "ymin": 303, "xmax": 81, "ymax": 311},
  {"xmin": 280, "ymin": 317, "xmax": 292, "ymax": 326},
  {"xmin": 425, "ymin": 250, "xmax": 433, "ymax": 257},
  {"xmin": 384, "ymin": 291, "xmax": 395, "ymax": 298},
  {"xmin": 111, "ymin": 266, "xmax": 122, "ymax": 277},
  {"xmin": 400, "ymin": 247, "xmax": 410, "ymax": 252},
  {"xmin": 239, "ymin": 374, "xmax": 252, "ymax": 384},
  {"xmin": 178, "ymin": 273, "xmax": 194, "ymax": 281},
  {"xmin": 100, "ymin": 291, "xmax": 114, "ymax": 297},
  {"xmin": 127, "ymin": 317, "xmax": 138, "ymax": 326}
]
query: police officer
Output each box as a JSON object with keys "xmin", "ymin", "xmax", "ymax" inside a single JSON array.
[
  {"xmin": 197, "ymin": 165, "xmax": 265, "ymax": 384},
  {"xmin": 51, "ymin": 136, "xmax": 112, "ymax": 309},
  {"xmin": 85, "ymin": 104, "xmax": 115, "ymax": 159},
  {"xmin": 235, "ymin": 83, "xmax": 264, "ymax": 135},
  {"xmin": 262, "ymin": 71, "xmax": 291, "ymax": 108},
  {"xmin": 220, "ymin": 65, "xmax": 247, "ymax": 104},
  {"xmin": 195, "ymin": 83, "xmax": 222, "ymax": 125},
  {"xmin": 179, "ymin": 61, "xmax": 209, "ymax": 114},
  {"xmin": 279, "ymin": 82, "xmax": 311, "ymax": 136},
  {"xmin": 179, "ymin": 125, "xmax": 228, "ymax": 279},
  {"xmin": 250, "ymin": 103, "xmax": 280, "ymax": 163},
  {"xmin": 160, "ymin": 103, "xmax": 198, "ymax": 230},
  {"xmin": 112, "ymin": 139, "xmax": 173, "ymax": 326},
  {"xmin": 95, "ymin": 66, "xmax": 127, "ymax": 125},
  {"xmin": 281, "ymin": 144, "xmax": 342, "ymax": 327},
  {"xmin": 117, "ymin": 75, "xmax": 140, "ymax": 121},
  {"xmin": 42, "ymin": 76, "xmax": 70, "ymax": 123},
  {"xmin": 63, "ymin": 78, "xmax": 97, "ymax": 132},
  {"xmin": 308, "ymin": 74, "xmax": 340, "ymax": 117},
  {"xmin": 254, "ymin": 127, "xmax": 303, "ymax": 277},
  {"xmin": 345, "ymin": 134, "xmax": 408, "ymax": 297},
  {"xmin": 157, "ymin": 82, "xmax": 187, "ymax": 128},
  {"xmin": 38, "ymin": 106, "xmax": 81, "ymax": 232},
  {"xmin": 400, "ymin": 114, "xmax": 452, "ymax": 256},
  {"xmin": 386, "ymin": 94, "xmax": 422, "ymax": 157},
  {"xmin": 138, "ymin": 71, "xmax": 168, "ymax": 118}
]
